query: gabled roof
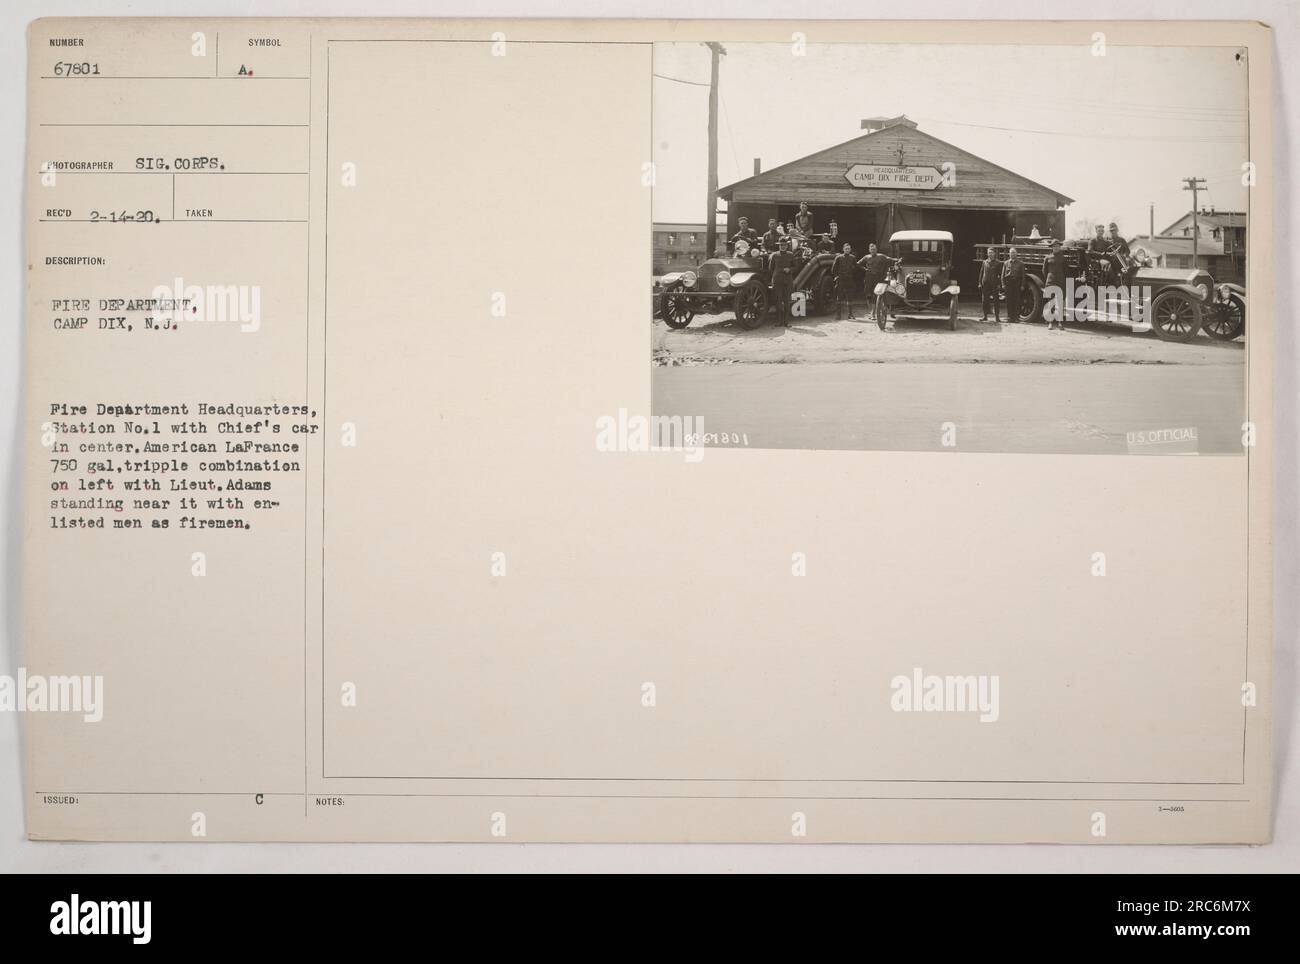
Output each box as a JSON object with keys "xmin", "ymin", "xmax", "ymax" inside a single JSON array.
[
  {"xmin": 1160, "ymin": 210, "xmax": 1247, "ymax": 234},
  {"xmin": 718, "ymin": 123, "xmax": 1074, "ymax": 207},
  {"xmin": 1128, "ymin": 235, "xmax": 1225, "ymax": 257}
]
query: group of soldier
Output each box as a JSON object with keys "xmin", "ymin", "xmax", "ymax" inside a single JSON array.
[
  {"xmin": 729, "ymin": 203, "xmax": 832, "ymax": 254},
  {"xmin": 727, "ymin": 203, "xmax": 898, "ymax": 324},
  {"xmin": 728, "ymin": 203, "xmax": 835, "ymax": 327},
  {"xmin": 728, "ymin": 204, "xmax": 1135, "ymax": 329},
  {"xmin": 818, "ymin": 240, "xmax": 897, "ymax": 322},
  {"xmin": 978, "ymin": 221, "xmax": 1131, "ymax": 329}
]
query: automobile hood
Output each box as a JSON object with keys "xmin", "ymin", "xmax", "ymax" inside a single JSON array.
[{"xmin": 1134, "ymin": 266, "xmax": 1213, "ymax": 287}]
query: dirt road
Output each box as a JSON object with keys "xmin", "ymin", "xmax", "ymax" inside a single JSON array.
[
  {"xmin": 652, "ymin": 361, "xmax": 1245, "ymax": 454},
  {"xmin": 652, "ymin": 305, "xmax": 1245, "ymax": 367}
]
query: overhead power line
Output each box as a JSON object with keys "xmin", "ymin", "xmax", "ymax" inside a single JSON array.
[
  {"xmin": 653, "ymin": 73, "xmax": 710, "ymax": 87},
  {"xmin": 914, "ymin": 116, "xmax": 1245, "ymax": 143}
]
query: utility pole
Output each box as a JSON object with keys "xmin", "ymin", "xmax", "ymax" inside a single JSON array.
[
  {"xmin": 1182, "ymin": 177, "xmax": 1205, "ymax": 268},
  {"xmin": 704, "ymin": 42, "xmax": 726, "ymax": 259},
  {"xmin": 1149, "ymin": 202, "xmax": 1154, "ymax": 240}
]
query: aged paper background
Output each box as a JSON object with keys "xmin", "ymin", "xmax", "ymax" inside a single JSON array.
[{"xmin": 18, "ymin": 15, "xmax": 1275, "ymax": 845}]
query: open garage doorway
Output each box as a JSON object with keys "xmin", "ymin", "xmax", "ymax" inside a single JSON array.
[{"xmin": 918, "ymin": 209, "xmax": 1016, "ymax": 292}]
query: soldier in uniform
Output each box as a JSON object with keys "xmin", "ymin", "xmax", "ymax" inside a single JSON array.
[
  {"xmin": 856, "ymin": 242, "xmax": 891, "ymax": 318},
  {"xmin": 795, "ymin": 202, "xmax": 814, "ymax": 238},
  {"xmin": 730, "ymin": 217, "xmax": 758, "ymax": 251},
  {"xmin": 1043, "ymin": 240, "xmax": 1068, "ymax": 331},
  {"xmin": 832, "ymin": 242, "xmax": 857, "ymax": 321},
  {"xmin": 1106, "ymin": 222, "xmax": 1135, "ymax": 284},
  {"xmin": 1001, "ymin": 247, "xmax": 1025, "ymax": 324},
  {"xmin": 1086, "ymin": 224, "xmax": 1112, "ymax": 284},
  {"xmin": 770, "ymin": 238, "xmax": 796, "ymax": 326},
  {"xmin": 979, "ymin": 248, "xmax": 1002, "ymax": 322},
  {"xmin": 1106, "ymin": 222, "xmax": 1129, "ymax": 257},
  {"xmin": 762, "ymin": 219, "xmax": 782, "ymax": 251}
]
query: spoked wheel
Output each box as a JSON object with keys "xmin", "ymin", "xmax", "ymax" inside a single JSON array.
[
  {"xmin": 1150, "ymin": 289, "xmax": 1204, "ymax": 342},
  {"xmin": 947, "ymin": 296, "xmax": 958, "ymax": 331},
  {"xmin": 659, "ymin": 285, "xmax": 695, "ymax": 330},
  {"xmin": 733, "ymin": 281, "xmax": 769, "ymax": 330},
  {"xmin": 875, "ymin": 294, "xmax": 887, "ymax": 331},
  {"xmin": 1018, "ymin": 279, "xmax": 1044, "ymax": 324},
  {"xmin": 1203, "ymin": 295, "xmax": 1245, "ymax": 341}
]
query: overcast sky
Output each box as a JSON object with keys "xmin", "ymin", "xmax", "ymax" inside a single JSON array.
[{"xmin": 651, "ymin": 42, "xmax": 1249, "ymax": 237}]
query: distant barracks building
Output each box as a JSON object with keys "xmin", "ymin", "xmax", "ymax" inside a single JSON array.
[
  {"xmin": 718, "ymin": 115, "xmax": 1073, "ymax": 292},
  {"xmin": 652, "ymin": 222, "xmax": 712, "ymax": 276}
]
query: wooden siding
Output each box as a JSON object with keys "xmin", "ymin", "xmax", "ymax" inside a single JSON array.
[{"xmin": 722, "ymin": 125, "xmax": 1069, "ymax": 212}]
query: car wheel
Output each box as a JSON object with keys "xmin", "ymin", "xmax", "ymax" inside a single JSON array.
[
  {"xmin": 875, "ymin": 294, "xmax": 886, "ymax": 331},
  {"xmin": 947, "ymin": 296, "xmax": 958, "ymax": 331},
  {"xmin": 1203, "ymin": 294, "xmax": 1245, "ymax": 341},
  {"xmin": 1150, "ymin": 289, "xmax": 1203, "ymax": 342},
  {"xmin": 1019, "ymin": 278, "xmax": 1044, "ymax": 324},
  {"xmin": 659, "ymin": 285, "xmax": 694, "ymax": 330},
  {"xmin": 733, "ymin": 281, "xmax": 769, "ymax": 330}
]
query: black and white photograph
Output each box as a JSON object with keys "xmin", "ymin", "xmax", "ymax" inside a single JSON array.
[
  {"xmin": 651, "ymin": 42, "xmax": 1250, "ymax": 454},
  {"xmin": 0, "ymin": 0, "xmax": 1292, "ymax": 908}
]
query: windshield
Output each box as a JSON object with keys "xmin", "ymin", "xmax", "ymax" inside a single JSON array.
[{"xmin": 892, "ymin": 239, "xmax": 948, "ymax": 264}]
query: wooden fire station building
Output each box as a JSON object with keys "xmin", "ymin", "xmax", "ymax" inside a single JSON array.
[{"xmin": 717, "ymin": 116, "xmax": 1074, "ymax": 291}]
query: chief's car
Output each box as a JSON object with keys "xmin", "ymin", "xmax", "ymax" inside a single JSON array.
[{"xmin": 873, "ymin": 229, "xmax": 961, "ymax": 330}]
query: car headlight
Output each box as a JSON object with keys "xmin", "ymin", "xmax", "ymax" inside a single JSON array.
[
  {"xmin": 1195, "ymin": 282, "xmax": 1211, "ymax": 300},
  {"xmin": 1216, "ymin": 284, "xmax": 1231, "ymax": 302},
  {"xmin": 930, "ymin": 283, "xmax": 941, "ymax": 296},
  {"xmin": 682, "ymin": 271, "xmax": 697, "ymax": 289},
  {"xmin": 715, "ymin": 271, "xmax": 731, "ymax": 288}
]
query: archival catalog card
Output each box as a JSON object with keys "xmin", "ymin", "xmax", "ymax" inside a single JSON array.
[{"xmin": 22, "ymin": 18, "xmax": 1274, "ymax": 843}]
